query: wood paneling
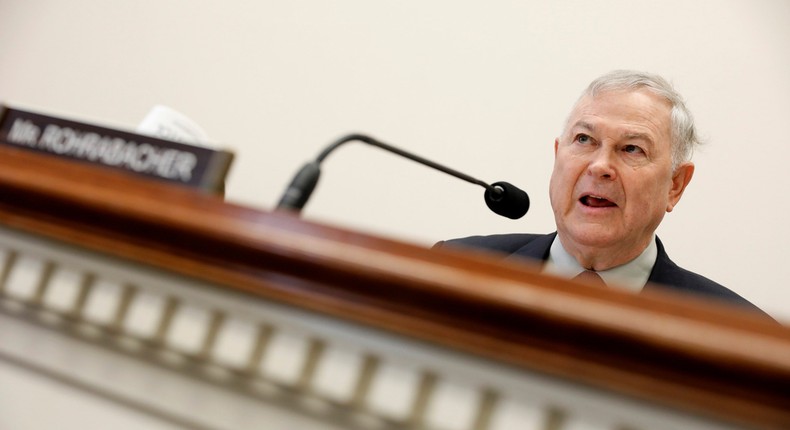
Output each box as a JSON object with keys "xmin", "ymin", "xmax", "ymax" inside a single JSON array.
[{"xmin": 1, "ymin": 145, "xmax": 788, "ymax": 428}]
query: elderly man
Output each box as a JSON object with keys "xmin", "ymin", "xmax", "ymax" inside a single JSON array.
[{"xmin": 439, "ymin": 70, "xmax": 763, "ymax": 313}]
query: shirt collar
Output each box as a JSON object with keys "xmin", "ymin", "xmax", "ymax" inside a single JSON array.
[{"xmin": 543, "ymin": 236, "xmax": 657, "ymax": 292}]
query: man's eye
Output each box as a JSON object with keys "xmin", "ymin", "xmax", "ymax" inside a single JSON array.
[
  {"xmin": 623, "ymin": 144, "xmax": 644, "ymax": 154},
  {"xmin": 576, "ymin": 134, "xmax": 591, "ymax": 144}
]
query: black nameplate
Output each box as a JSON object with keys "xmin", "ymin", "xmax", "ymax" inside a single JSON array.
[{"xmin": 0, "ymin": 105, "xmax": 233, "ymax": 193}]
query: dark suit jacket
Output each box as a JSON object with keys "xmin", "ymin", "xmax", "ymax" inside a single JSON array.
[{"xmin": 438, "ymin": 232, "xmax": 769, "ymax": 316}]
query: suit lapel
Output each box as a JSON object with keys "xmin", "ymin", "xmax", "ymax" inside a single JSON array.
[
  {"xmin": 507, "ymin": 232, "xmax": 557, "ymax": 262},
  {"xmin": 644, "ymin": 236, "xmax": 684, "ymax": 293}
]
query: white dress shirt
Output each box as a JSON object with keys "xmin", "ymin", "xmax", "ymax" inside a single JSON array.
[{"xmin": 543, "ymin": 236, "xmax": 658, "ymax": 292}]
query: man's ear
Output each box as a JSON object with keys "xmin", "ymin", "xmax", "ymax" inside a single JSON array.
[
  {"xmin": 667, "ymin": 162, "xmax": 695, "ymax": 212},
  {"xmin": 554, "ymin": 137, "xmax": 560, "ymax": 156}
]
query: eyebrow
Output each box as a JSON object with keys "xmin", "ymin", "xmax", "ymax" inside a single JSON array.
[
  {"xmin": 570, "ymin": 120, "xmax": 595, "ymax": 132},
  {"xmin": 622, "ymin": 132, "xmax": 654, "ymax": 145},
  {"xmin": 569, "ymin": 120, "xmax": 654, "ymax": 145}
]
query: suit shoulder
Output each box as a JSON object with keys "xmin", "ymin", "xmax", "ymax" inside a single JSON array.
[
  {"xmin": 649, "ymin": 253, "xmax": 772, "ymax": 318},
  {"xmin": 435, "ymin": 233, "xmax": 545, "ymax": 254},
  {"xmin": 653, "ymin": 265, "xmax": 737, "ymax": 299}
]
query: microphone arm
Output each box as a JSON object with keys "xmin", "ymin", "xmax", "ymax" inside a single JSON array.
[{"xmin": 276, "ymin": 134, "xmax": 529, "ymax": 219}]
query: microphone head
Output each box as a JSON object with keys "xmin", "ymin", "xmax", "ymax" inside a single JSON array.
[{"xmin": 484, "ymin": 181, "xmax": 530, "ymax": 219}]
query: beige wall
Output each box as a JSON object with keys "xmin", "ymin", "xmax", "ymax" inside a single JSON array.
[{"xmin": 1, "ymin": 0, "xmax": 788, "ymax": 321}]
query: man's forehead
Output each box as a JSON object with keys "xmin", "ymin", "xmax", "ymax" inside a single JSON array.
[
  {"xmin": 575, "ymin": 89, "xmax": 669, "ymax": 111},
  {"xmin": 566, "ymin": 90, "xmax": 672, "ymax": 136}
]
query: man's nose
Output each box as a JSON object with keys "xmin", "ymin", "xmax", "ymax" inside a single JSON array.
[{"xmin": 587, "ymin": 149, "xmax": 617, "ymax": 179}]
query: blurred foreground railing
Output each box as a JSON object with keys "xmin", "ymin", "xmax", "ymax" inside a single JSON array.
[{"xmin": 0, "ymin": 145, "xmax": 789, "ymax": 430}]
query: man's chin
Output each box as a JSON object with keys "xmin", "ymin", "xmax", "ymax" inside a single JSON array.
[{"xmin": 560, "ymin": 228, "xmax": 621, "ymax": 250}]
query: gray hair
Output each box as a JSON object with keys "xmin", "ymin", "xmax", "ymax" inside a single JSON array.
[{"xmin": 576, "ymin": 70, "xmax": 701, "ymax": 169}]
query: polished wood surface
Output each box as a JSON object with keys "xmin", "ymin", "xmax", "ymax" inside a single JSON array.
[{"xmin": 1, "ymin": 145, "xmax": 788, "ymax": 428}]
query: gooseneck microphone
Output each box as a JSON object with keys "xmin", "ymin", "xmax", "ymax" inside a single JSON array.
[{"xmin": 276, "ymin": 134, "xmax": 529, "ymax": 219}]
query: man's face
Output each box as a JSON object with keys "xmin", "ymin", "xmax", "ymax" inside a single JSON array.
[{"xmin": 548, "ymin": 89, "xmax": 694, "ymax": 268}]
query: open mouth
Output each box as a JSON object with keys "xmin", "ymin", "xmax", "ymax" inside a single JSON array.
[{"xmin": 580, "ymin": 194, "xmax": 616, "ymax": 208}]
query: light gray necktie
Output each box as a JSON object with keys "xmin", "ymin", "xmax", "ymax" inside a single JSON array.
[{"xmin": 573, "ymin": 270, "xmax": 606, "ymax": 287}]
